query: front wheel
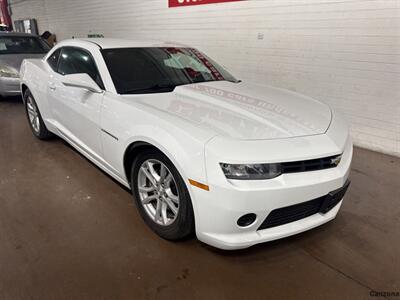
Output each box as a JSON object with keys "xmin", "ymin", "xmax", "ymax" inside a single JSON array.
[{"xmin": 131, "ymin": 150, "xmax": 195, "ymax": 240}]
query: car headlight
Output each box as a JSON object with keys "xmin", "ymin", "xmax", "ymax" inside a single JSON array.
[
  {"xmin": 0, "ymin": 65, "xmax": 19, "ymax": 78},
  {"xmin": 220, "ymin": 163, "xmax": 282, "ymax": 180}
]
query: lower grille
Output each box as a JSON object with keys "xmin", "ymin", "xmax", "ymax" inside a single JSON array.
[{"xmin": 258, "ymin": 180, "xmax": 350, "ymax": 230}]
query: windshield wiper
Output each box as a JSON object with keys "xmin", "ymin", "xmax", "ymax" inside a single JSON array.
[{"xmin": 122, "ymin": 83, "xmax": 177, "ymax": 94}]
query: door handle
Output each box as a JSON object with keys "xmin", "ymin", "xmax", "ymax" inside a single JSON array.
[{"xmin": 49, "ymin": 83, "xmax": 56, "ymax": 91}]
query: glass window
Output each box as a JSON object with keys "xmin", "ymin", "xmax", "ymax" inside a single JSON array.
[
  {"xmin": 47, "ymin": 48, "xmax": 61, "ymax": 72},
  {"xmin": 0, "ymin": 36, "xmax": 50, "ymax": 54},
  {"xmin": 101, "ymin": 47, "xmax": 237, "ymax": 94},
  {"xmin": 58, "ymin": 47, "xmax": 104, "ymax": 89}
]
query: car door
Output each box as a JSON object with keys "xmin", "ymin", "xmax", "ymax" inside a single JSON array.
[{"xmin": 47, "ymin": 46, "xmax": 105, "ymax": 160}]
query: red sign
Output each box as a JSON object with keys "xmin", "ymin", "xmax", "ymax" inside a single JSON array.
[{"xmin": 169, "ymin": 0, "xmax": 243, "ymax": 8}]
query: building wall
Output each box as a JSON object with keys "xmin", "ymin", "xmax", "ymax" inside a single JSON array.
[
  {"xmin": 10, "ymin": 0, "xmax": 48, "ymax": 30},
  {"xmin": 9, "ymin": 0, "xmax": 400, "ymax": 156}
]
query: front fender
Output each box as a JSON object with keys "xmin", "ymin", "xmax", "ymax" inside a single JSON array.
[
  {"xmin": 122, "ymin": 126, "xmax": 209, "ymax": 186},
  {"xmin": 100, "ymin": 93, "xmax": 217, "ymax": 189}
]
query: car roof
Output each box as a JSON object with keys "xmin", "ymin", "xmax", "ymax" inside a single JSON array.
[
  {"xmin": 73, "ymin": 38, "xmax": 188, "ymax": 49},
  {"xmin": 0, "ymin": 32, "xmax": 40, "ymax": 37}
]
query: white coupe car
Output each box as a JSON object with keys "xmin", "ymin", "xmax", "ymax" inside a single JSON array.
[{"xmin": 20, "ymin": 39, "xmax": 352, "ymax": 250}]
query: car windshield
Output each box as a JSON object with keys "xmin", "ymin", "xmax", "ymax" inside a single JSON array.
[
  {"xmin": 0, "ymin": 36, "xmax": 50, "ymax": 54},
  {"xmin": 102, "ymin": 47, "xmax": 238, "ymax": 94}
]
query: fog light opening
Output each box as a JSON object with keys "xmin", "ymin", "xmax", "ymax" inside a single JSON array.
[{"xmin": 237, "ymin": 213, "xmax": 257, "ymax": 227}]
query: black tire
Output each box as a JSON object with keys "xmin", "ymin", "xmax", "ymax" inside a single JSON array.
[
  {"xmin": 131, "ymin": 149, "xmax": 195, "ymax": 240},
  {"xmin": 24, "ymin": 89, "xmax": 53, "ymax": 140}
]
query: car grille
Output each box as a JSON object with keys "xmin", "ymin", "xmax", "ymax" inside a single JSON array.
[
  {"xmin": 258, "ymin": 180, "xmax": 350, "ymax": 230},
  {"xmin": 281, "ymin": 154, "xmax": 341, "ymax": 174}
]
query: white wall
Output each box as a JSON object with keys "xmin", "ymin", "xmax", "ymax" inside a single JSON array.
[{"xmin": 9, "ymin": 0, "xmax": 400, "ymax": 156}]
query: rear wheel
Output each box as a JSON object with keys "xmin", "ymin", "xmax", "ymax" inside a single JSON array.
[
  {"xmin": 131, "ymin": 150, "xmax": 195, "ymax": 240},
  {"xmin": 24, "ymin": 90, "xmax": 53, "ymax": 140}
]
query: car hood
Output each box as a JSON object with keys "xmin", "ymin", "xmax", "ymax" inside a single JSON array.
[
  {"xmin": 0, "ymin": 53, "xmax": 45, "ymax": 71},
  {"xmin": 137, "ymin": 81, "xmax": 332, "ymax": 140}
]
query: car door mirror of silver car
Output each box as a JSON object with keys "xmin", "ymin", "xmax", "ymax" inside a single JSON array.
[{"xmin": 62, "ymin": 73, "xmax": 103, "ymax": 93}]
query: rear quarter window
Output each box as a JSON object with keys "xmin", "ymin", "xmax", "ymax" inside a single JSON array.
[{"xmin": 47, "ymin": 49, "xmax": 61, "ymax": 71}]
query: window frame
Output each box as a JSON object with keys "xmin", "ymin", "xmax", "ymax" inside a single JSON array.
[
  {"xmin": 47, "ymin": 46, "xmax": 105, "ymax": 90},
  {"xmin": 46, "ymin": 48, "xmax": 61, "ymax": 72}
]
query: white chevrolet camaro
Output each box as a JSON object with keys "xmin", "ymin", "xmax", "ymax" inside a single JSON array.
[{"xmin": 20, "ymin": 39, "xmax": 352, "ymax": 250}]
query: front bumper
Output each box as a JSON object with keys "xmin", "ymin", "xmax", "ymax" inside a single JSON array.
[
  {"xmin": 191, "ymin": 134, "xmax": 352, "ymax": 250},
  {"xmin": 0, "ymin": 77, "xmax": 20, "ymax": 97}
]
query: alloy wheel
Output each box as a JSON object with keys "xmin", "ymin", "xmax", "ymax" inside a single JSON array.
[
  {"xmin": 26, "ymin": 96, "xmax": 40, "ymax": 134},
  {"xmin": 137, "ymin": 159, "xmax": 180, "ymax": 226}
]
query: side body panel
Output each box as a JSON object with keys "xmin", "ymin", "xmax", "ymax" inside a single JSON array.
[
  {"xmin": 100, "ymin": 92, "xmax": 217, "ymax": 189},
  {"xmin": 47, "ymin": 69, "xmax": 104, "ymax": 161},
  {"xmin": 20, "ymin": 59, "xmax": 58, "ymax": 133}
]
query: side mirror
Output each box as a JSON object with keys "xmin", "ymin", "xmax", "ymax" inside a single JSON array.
[{"xmin": 61, "ymin": 73, "xmax": 103, "ymax": 93}]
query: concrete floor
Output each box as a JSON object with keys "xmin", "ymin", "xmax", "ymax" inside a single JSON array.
[{"xmin": 0, "ymin": 96, "xmax": 399, "ymax": 300}]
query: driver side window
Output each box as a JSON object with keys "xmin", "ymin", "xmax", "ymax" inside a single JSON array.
[{"xmin": 57, "ymin": 47, "xmax": 104, "ymax": 90}]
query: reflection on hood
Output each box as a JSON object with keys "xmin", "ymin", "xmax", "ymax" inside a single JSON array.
[{"xmin": 138, "ymin": 80, "xmax": 332, "ymax": 140}]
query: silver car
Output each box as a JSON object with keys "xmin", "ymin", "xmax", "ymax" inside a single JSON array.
[{"xmin": 0, "ymin": 32, "xmax": 50, "ymax": 97}]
